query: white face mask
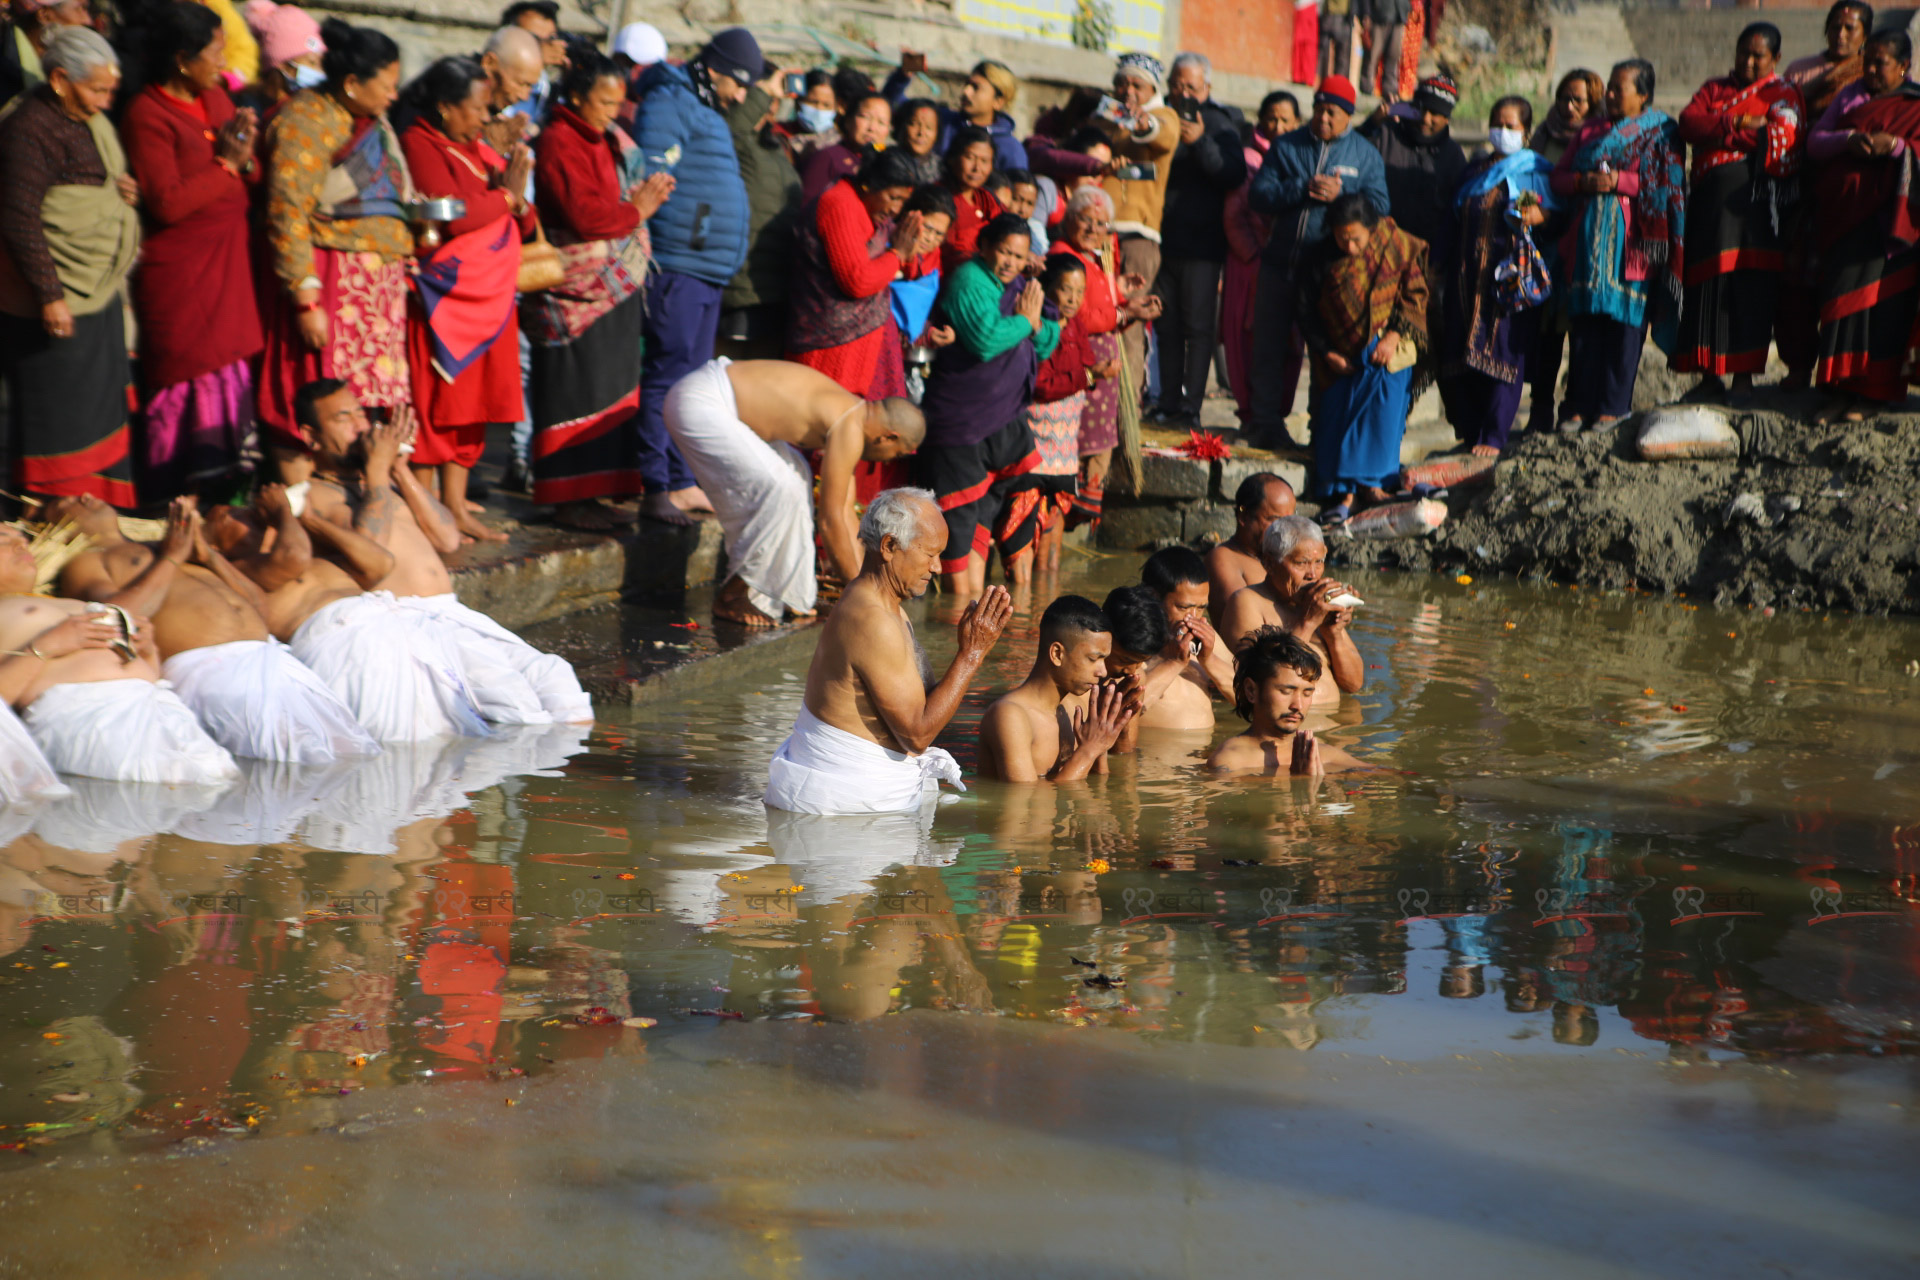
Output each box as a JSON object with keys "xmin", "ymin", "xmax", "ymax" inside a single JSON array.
[
  {"xmin": 289, "ymin": 62, "xmax": 326, "ymax": 91},
  {"xmin": 795, "ymin": 103, "xmax": 836, "ymax": 133},
  {"xmin": 1489, "ymin": 126, "xmax": 1525, "ymax": 156}
]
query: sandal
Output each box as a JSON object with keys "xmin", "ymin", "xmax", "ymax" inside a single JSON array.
[{"xmin": 1319, "ymin": 498, "xmax": 1353, "ymax": 528}]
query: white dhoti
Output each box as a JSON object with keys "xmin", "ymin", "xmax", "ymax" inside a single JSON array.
[
  {"xmin": 23, "ymin": 679, "xmax": 239, "ymax": 786},
  {"xmin": 163, "ymin": 639, "xmax": 381, "ymax": 765},
  {"xmin": 664, "ymin": 357, "xmax": 817, "ymax": 618},
  {"xmin": 289, "ymin": 593, "xmax": 490, "ymax": 743},
  {"xmin": 394, "ymin": 594, "xmax": 592, "ymax": 726},
  {"xmin": 0, "ymin": 700, "xmax": 67, "ymax": 807},
  {"xmin": 766, "ymin": 806, "xmax": 963, "ymax": 906},
  {"xmin": 764, "ymin": 706, "xmax": 964, "ymax": 815}
]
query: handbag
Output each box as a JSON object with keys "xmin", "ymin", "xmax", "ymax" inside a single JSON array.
[
  {"xmin": 516, "ymin": 222, "xmax": 565, "ymax": 294},
  {"xmin": 1494, "ymin": 223, "xmax": 1552, "ymax": 312}
]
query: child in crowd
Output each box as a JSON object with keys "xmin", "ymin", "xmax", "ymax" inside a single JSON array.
[
  {"xmin": 1026, "ymin": 255, "xmax": 1107, "ymax": 572},
  {"xmin": 1209, "ymin": 627, "xmax": 1369, "ymax": 776}
]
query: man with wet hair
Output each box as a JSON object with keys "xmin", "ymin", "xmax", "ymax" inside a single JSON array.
[
  {"xmin": 1219, "ymin": 513, "xmax": 1361, "ymax": 707},
  {"xmin": 664, "ymin": 359, "xmax": 924, "ymax": 628},
  {"xmin": 976, "ymin": 593, "xmax": 1135, "ymax": 782},
  {"xmin": 1208, "ymin": 472, "xmax": 1297, "ymax": 620},
  {"xmin": 1136, "ymin": 545, "xmax": 1234, "ymax": 730},
  {"xmin": 766, "ymin": 488, "xmax": 1013, "ymax": 813},
  {"xmin": 1209, "ymin": 626, "xmax": 1367, "ymax": 775}
]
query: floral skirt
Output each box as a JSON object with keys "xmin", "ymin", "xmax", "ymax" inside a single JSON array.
[
  {"xmin": 1027, "ymin": 392, "xmax": 1087, "ymax": 476},
  {"xmin": 258, "ymin": 249, "xmax": 411, "ymax": 448},
  {"xmin": 1078, "ymin": 332, "xmax": 1120, "ymax": 455}
]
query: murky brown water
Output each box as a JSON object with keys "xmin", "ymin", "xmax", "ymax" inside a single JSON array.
[{"xmin": 1, "ymin": 557, "xmax": 1916, "ymax": 1276}]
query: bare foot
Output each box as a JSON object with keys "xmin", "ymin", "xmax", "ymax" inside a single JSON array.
[
  {"xmin": 1470, "ymin": 444, "xmax": 1500, "ymax": 459},
  {"xmin": 456, "ymin": 512, "xmax": 509, "ymax": 543},
  {"xmin": 640, "ymin": 491, "xmax": 702, "ymax": 526},
  {"xmin": 714, "ymin": 578, "xmax": 777, "ymax": 627},
  {"xmin": 1360, "ymin": 486, "xmax": 1392, "ymax": 505},
  {"xmin": 464, "ymin": 499, "xmax": 486, "ymax": 515},
  {"xmin": 669, "ymin": 486, "xmax": 715, "ymax": 514},
  {"xmin": 552, "ymin": 500, "xmax": 636, "ymax": 531}
]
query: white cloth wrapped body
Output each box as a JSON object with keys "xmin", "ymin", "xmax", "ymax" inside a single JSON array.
[
  {"xmin": 764, "ymin": 705, "xmax": 964, "ymax": 815},
  {"xmin": 288, "ymin": 592, "xmax": 489, "ymax": 742},
  {"xmin": 393, "ymin": 594, "xmax": 591, "ymax": 726},
  {"xmin": 22, "ymin": 678, "xmax": 239, "ymax": 785},
  {"xmin": 0, "ymin": 699, "xmax": 68, "ymax": 806},
  {"xmin": 663, "ymin": 357, "xmax": 818, "ymax": 618},
  {"xmin": 163, "ymin": 638, "xmax": 381, "ymax": 765}
]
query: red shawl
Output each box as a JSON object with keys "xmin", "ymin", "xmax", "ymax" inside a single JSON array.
[{"xmin": 1815, "ymin": 84, "xmax": 1920, "ymax": 253}]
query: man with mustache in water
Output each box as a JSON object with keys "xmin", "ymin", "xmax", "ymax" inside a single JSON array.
[
  {"xmin": 765, "ymin": 488, "xmax": 1012, "ymax": 814},
  {"xmin": 1207, "ymin": 471, "xmax": 1296, "ymax": 621},
  {"xmin": 1218, "ymin": 513, "xmax": 1361, "ymax": 708},
  {"xmin": 294, "ymin": 380, "xmax": 589, "ymax": 726},
  {"xmin": 51, "ymin": 494, "xmax": 377, "ymax": 765},
  {"xmin": 1210, "ymin": 628, "xmax": 1368, "ymax": 776}
]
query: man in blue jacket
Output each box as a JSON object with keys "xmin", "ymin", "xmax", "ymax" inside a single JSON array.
[
  {"xmin": 881, "ymin": 54, "xmax": 1027, "ymax": 171},
  {"xmin": 1244, "ymin": 75, "xmax": 1389, "ymax": 452},
  {"xmin": 630, "ymin": 27, "xmax": 755, "ymax": 524}
]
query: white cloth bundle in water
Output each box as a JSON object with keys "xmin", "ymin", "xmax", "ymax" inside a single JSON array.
[
  {"xmin": 163, "ymin": 638, "xmax": 381, "ymax": 765},
  {"xmin": 764, "ymin": 705, "xmax": 964, "ymax": 815},
  {"xmin": 32, "ymin": 776, "xmax": 232, "ymax": 854},
  {"xmin": 289, "ymin": 592, "xmax": 490, "ymax": 742},
  {"xmin": 393, "ymin": 593, "xmax": 592, "ymax": 726},
  {"xmin": 0, "ymin": 700, "xmax": 67, "ymax": 806},
  {"xmin": 23, "ymin": 679, "xmax": 239, "ymax": 785},
  {"xmin": 664, "ymin": 357, "xmax": 818, "ymax": 618}
]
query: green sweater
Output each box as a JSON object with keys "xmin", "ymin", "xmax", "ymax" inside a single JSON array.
[{"xmin": 945, "ymin": 258, "xmax": 1060, "ymax": 362}]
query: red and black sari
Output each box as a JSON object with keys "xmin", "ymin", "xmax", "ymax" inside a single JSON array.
[
  {"xmin": 1813, "ymin": 83, "xmax": 1920, "ymax": 401},
  {"xmin": 1673, "ymin": 74, "xmax": 1803, "ymax": 376}
]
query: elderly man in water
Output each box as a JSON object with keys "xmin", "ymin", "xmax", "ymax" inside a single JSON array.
[
  {"xmin": 664, "ymin": 359, "xmax": 925, "ymax": 628},
  {"xmin": 1207, "ymin": 472, "xmax": 1296, "ymax": 621},
  {"xmin": 1219, "ymin": 514, "xmax": 1361, "ymax": 707},
  {"xmin": 765, "ymin": 488, "xmax": 1012, "ymax": 814}
]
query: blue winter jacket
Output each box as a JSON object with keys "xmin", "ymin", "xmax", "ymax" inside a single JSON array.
[
  {"xmin": 1247, "ymin": 125, "xmax": 1390, "ymax": 273},
  {"xmin": 881, "ymin": 69, "xmax": 1029, "ymax": 171},
  {"xmin": 631, "ymin": 61, "xmax": 750, "ymax": 285}
]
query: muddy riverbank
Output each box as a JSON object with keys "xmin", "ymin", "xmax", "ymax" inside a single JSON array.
[{"xmin": 1338, "ymin": 409, "xmax": 1920, "ymax": 616}]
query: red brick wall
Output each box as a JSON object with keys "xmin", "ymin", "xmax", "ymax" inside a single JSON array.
[{"xmin": 1178, "ymin": 0, "xmax": 1293, "ymax": 83}]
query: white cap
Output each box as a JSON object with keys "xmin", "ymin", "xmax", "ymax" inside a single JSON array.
[{"xmin": 612, "ymin": 22, "xmax": 667, "ymax": 66}]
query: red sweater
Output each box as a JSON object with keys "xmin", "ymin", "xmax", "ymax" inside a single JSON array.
[
  {"xmin": 941, "ymin": 184, "xmax": 1002, "ymax": 276},
  {"xmin": 401, "ymin": 121, "xmax": 534, "ymax": 239},
  {"xmin": 534, "ymin": 104, "xmax": 639, "ymax": 242},
  {"xmin": 1048, "ymin": 239, "xmax": 1119, "ymax": 335},
  {"xmin": 122, "ymin": 84, "xmax": 261, "ymax": 390},
  {"xmin": 1033, "ymin": 310, "xmax": 1095, "ymax": 403}
]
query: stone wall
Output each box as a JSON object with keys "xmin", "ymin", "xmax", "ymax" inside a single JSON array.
[{"xmin": 1098, "ymin": 454, "xmax": 1309, "ymax": 549}]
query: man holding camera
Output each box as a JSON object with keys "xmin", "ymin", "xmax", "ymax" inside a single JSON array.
[{"xmin": 1096, "ymin": 52, "xmax": 1180, "ymax": 413}]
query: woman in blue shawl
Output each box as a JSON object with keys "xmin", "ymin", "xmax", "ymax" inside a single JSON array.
[
  {"xmin": 1445, "ymin": 95, "xmax": 1559, "ymax": 456},
  {"xmin": 1548, "ymin": 58, "xmax": 1688, "ymax": 432}
]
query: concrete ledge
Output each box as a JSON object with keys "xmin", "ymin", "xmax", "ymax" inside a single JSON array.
[{"xmin": 446, "ymin": 517, "xmax": 726, "ymax": 631}]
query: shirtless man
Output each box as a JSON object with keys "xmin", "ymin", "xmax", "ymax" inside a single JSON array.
[
  {"xmin": 51, "ymin": 494, "xmax": 377, "ymax": 765},
  {"xmin": 1219, "ymin": 514, "xmax": 1361, "ymax": 708},
  {"xmin": 205, "ymin": 485, "xmax": 490, "ymax": 742},
  {"xmin": 1136, "ymin": 546, "xmax": 1234, "ymax": 731},
  {"xmin": 1207, "ymin": 472, "xmax": 1296, "ymax": 622},
  {"xmin": 1209, "ymin": 628, "xmax": 1368, "ymax": 777},
  {"xmin": 976, "ymin": 594, "xmax": 1135, "ymax": 782},
  {"xmin": 764, "ymin": 488, "xmax": 1012, "ymax": 814},
  {"xmin": 664, "ymin": 358, "xmax": 925, "ymax": 627},
  {"xmin": 0, "ymin": 527, "xmax": 236, "ymax": 785},
  {"xmin": 298, "ymin": 379, "xmax": 590, "ymax": 725}
]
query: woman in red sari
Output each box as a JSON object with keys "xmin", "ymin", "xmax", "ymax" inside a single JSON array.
[
  {"xmin": 1811, "ymin": 30, "xmax": 1920, "ymax": 421},
  {"xmin": 940, "ymin": 125, "xmax": 1002, "ymax": 275},
  {"xmin": 400, "ymin": 56, "xmax": 534, "ymax": 543},
  {"xmin": 122, "ymin": 2, "xmax": 262, "ymax": 502},
  {"xmin": 1673, "ymin": 23, "xmax": 1803, "ymax": 406}
]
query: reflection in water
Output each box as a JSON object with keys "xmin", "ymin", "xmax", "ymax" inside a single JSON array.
[{"xmin": 0, "ymin": 567, "xmax": 1916, "ymax": 1159}]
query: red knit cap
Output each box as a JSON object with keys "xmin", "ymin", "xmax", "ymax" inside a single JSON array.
[{"xmin": 1315, "ymin": 75, "xmax": 1357, "ymax": 115}]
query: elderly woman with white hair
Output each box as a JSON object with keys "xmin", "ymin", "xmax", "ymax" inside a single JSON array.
[
  {"xmin": 0, "ymin": 25, "xmax": 141, "ymax": 507},
  {"xmin": 1047, "ymin": 184, "xmax": 1159, "ymax": 528}
]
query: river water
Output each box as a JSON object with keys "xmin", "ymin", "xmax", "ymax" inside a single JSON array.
[{"xmin": 1, "ymin": 559, "xmax": 1915, "ymax": 1277}]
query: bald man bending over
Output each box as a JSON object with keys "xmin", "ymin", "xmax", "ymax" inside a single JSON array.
[{"xmin": 665, "ymin": 359, "xmax": 925, "ymax": 627}]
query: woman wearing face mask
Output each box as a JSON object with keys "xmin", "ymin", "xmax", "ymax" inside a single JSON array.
[
  {"xmin": 1673, "ymin": 23, "xmax": 1802, "ymax": 409},
  {"xmin": 1526, "ymin": 67, "xmax": 1600, "ymax": 432},
  {"xmin": 800, "ymin": 91, "xmax": 891, "ymax": 204},
  {"xmin": 919, "ymin": 212, "xmax": 1060, "ymax": 595},
  {"xmin": 1548, "ymin": 58, "xmax": 1685, "ymax": 434},
  {"xmin": 780, "ymin": 68, "xmax": 836, "ymax": 165},
  {"xmin": 239, "ymin": 0, "xmax": 326, "ymax": 120},
  {"xmin": 1443, "ymin": 96, "xmax": 1556, "ymax": 458}
]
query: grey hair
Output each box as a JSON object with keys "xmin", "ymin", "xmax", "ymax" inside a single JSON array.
[
  {"xmin": 1171, "ymin": 52, "xmax": 1211, "ymax": 83},
  {"xmin": 859, "ymin": 487, "xmax": 938, "ymax": 551},
  {"xmin": 483, "ymin": 24, "xmax": 541, "ymax": 65},
  {"xmin": 1262, "ymin": 514, "xmax": 1324, "ymax": 564},
  {"xmin": 42, "ymin": 27, "xmax": 118, "ymax": 81},
  {"xmin": 1064, "ymin": 185, "xmax": 1114, "ymax": 223}
]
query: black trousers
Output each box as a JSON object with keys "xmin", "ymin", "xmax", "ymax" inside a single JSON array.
[{"xmin": 1153, "ymin": 255, "xmax": 1224, "ymax": 418}]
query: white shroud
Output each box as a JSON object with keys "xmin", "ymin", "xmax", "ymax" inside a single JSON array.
[{"xmin": 764, "ymin": 705, "xmax": 964, "ymax": 815}]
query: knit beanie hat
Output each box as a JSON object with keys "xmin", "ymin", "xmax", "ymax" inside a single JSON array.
[
  {"xmin": 701, "ymin": 27, "xmax": 763, "ymax": 87},
  {"xmin": 1315, "ymin": 75, "xmax": 1356, "ymax": 115},
  {"xmin": 1412, "ymin": 74, "xmax": 1459, "ymax": 118},
  {"xmin": 1115, "ymin": 52, "xmax": 1164, "ymax": 94},
  {"xmin": 241, "ymin": 0, "xmax": 323, "ymax": 69}
]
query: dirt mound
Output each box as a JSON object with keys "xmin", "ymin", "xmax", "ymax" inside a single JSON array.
[{"xmin": 1334, "ymin": 410, "xmax": 1920, "ymax": 615}]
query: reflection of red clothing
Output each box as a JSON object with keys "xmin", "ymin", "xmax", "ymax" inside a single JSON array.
[
  {"xmin": 941, "ymin": 186, "xmax": 1003, "ymax": 275},
  {"xmin": 417, "ymin": 938, "xmax": 505, "ymax": 1064}
]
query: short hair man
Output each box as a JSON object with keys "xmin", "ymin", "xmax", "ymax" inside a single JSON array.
[
  {"xmin": 1209, "ymin": 626, "xmax": 1367, "ymax": 775},
  {"xmin": 976, "ymin": 594, "xmax": 1134, "ymax": 782},
  {"xmin": 1136, "ymin": 544, "xmax": 1234, "ymax": 730},
  {"xmin": 1218, "ymin": 514, "xmax": 1362, "ymax": 708},
  {"xmin": 1098, "ymin": 583, "xmax": 1168, "ymax": 753},
  {"xmin": 501, "ymin": 0, "xmax": 564, "ymax": 68},
  {"xmin": 664, "ymin": 359, "xmax": 922, "ymax": 628},
  {"xmin": 1208, "ymin": 472, "xmax": 1297, "ymax": 619},
  {"xmin": 766, "ymin": 489, "xmax": 1012, "ymax": 813}
]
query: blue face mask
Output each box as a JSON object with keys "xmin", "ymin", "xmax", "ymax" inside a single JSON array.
[
  {"xmin": 289, "ymin": 63, "xmax": 327, "ymax": 91},
  {"xmin": 795, "ymin": 103, "xmax": 836, "ymax": 133}
]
